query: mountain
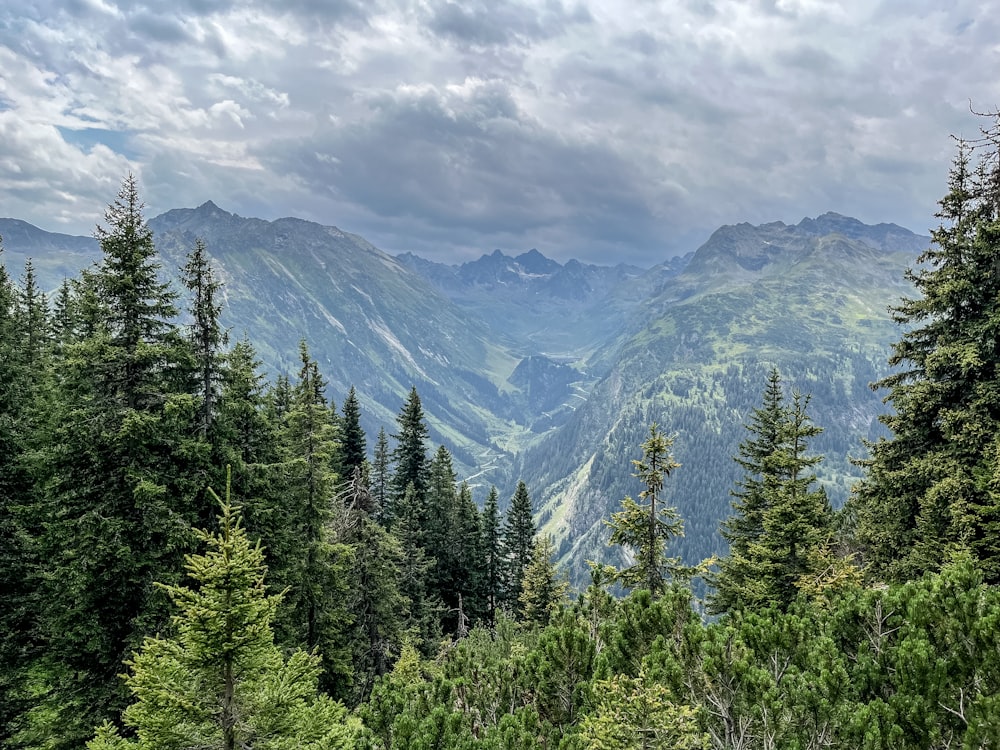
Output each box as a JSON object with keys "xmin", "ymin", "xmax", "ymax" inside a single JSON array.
[
  {"xmin": 2, "ymin": 205, "xmax": 933, "ymax": 583},
  {"xmin": 147, "ymin": 202, "xmax": 526, "ymax": 477},
  {"xmin": 397, "ymin": 248, "xmax": 690, "ymax": 358},
  {"xmin": 0, "ymin": 218, "xmax": 101, "ymax": 282},
  {"xmin": 519, "ymin": 213, "xmax": 929, "ymax": 582}
]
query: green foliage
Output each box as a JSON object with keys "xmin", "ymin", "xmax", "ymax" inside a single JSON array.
[
  {"xmin": 712, "ymin": 370, "xmax": 833, "ymax": 613},
  {"xmin": 85, "ymin": 479, "xmax": 358, "ymax": 750},
  {"xmin": 503, "ymin": 480, "xmax": 537, "ymax": 614},
  {"xmin": 607, "ymin": 425, "xmax": 687, "ymax": 596},
  {"xmin": 518, "ymin": 535, "xmax": 569, "ymax": 626},
  {"xmin": 580, "ymin": 670, "xmax": 706, "ymax": 750},
  {"xmin": 854, "ymin": 116, "xmax": 1000, "ymax": 581}
]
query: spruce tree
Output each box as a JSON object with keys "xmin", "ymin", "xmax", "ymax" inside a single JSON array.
[
  {"xmin": 481, "ymin": 486, "xmax": 504, "ymax": 625},
  {"xmin": 503, "ymin": 480, "xmax": 537, "ymax": 614},
  {"xmin": 712, "ymin": 371, "xmax": 832, "ymax": 613},
  {"xmin": 854, "ymin": 114, "xmax": 1000, "ymax": 581},
  {"xmin": 518, "ymin": 535, "xmax": 568, "ymax": 626},
  {"xmin": 86, "ymin": 480, "xmax": 358, "ymax": 750},
  {"xmin": 94, "ymin": 173, "xmax": 178, "ymax": 409},
  {"xmin": 426, "ymin": 444, "xmax": 458, "ymax": 610},
  {"xmin": 335, "ymin": 466, "xmax": 406, "ymax": 701},
  {"xmin": 391, "ymin": 387, "xmax": 430, "ymax": 518},
  {"xmin": 274, "ymin": 341, "xmax": 350, "ymax": 690},
  {"xmin": 338, "ymin": 385, "xmax": 367, "ymax": 480},
  {"xmin": 607, "ymin": 424, "xmax": 686, "ymax": 598},
  {"xmin": 371, "ymin": 426, "xmax": 391, "ymax": 525},
  {"xmin": 25, "ymin": 176, "xmax": 199, "ymax": 747},
  {"xmin": 180, "ymin": 238, "xmax": 225, "ymax": 440}
]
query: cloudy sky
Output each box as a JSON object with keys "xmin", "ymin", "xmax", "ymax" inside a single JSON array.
[{"xmin": 1, "ymin": 0, "xmax": 998, "ymax": 265}]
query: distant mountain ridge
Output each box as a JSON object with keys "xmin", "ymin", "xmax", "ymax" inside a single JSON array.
[
  {"xmin": 521, "ymin": 213, "xmax": 929, "ymax": 581},
  {"xmin": 1, "ymin": 205, "xmax": 933, "ymax": 581},
  {"xmin": 397, "ymin": 247, "xmax": 689, "ymax": 358}
]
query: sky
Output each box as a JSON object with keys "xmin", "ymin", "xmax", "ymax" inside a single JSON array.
[{"xmin": 0, "ymin": 1, "xmax": 998, "ymax": 266}]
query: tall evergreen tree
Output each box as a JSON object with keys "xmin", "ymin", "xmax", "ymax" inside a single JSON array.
[
  {"xmin": 335, "ymin": 466, "xmax": 406, "ymax": 702},
  {"xmin": 180, "ymin": 238, "xmax": 225, "ymax": 440},
  {"xmin": 607, "ymin": 424, "xmax": 686, "ymax": 598},
  {"xmin": 273, "ymin": 341, "xmax": 350, "ymax": 690},
  {"xmin": 712, "ymin": 371, "xmax": 832, "ymax": 613},
  {"xmin": 426, "ymin": 444, "xmax": 459, "ymax": 609},
  {"xmin": 503, "ymin": 480, "xmax": 537, "ymax": 614},
  {"xmin": 371, "ymin": 426, "xmax": 391, "ymax": 526},
  {"xmin": 94, "ymin": 173, "xmax": 178, "ymax": 409},
  {"xmin": 0, "ymin": 245, "xmax": 34, "ymax": 747},
  {"xmin": 854, "ymin": 114, "xmax": 1000, "ymax": 582},
  {"xmin": 338, "ymin": 385, "xmax": 367, "ymax": 480},
  {"xmin": 390, "ymin": 386, "xmax": 430, "ymax": 520},
  {"xmin": 22, "ymin": 176, "xmax": 206, "ymax": 748},
  {"xmin": 518, "ymin": 535, "xmax": 568, "ymax": 626},
  {"xmin": 481, "ymin": 486, "xmax": 504, "ymax": 625}
]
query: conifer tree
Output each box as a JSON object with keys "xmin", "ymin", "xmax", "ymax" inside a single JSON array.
[
  {"xmin": 711, "ymin": 372, "xmax": 832, "ymax": 613},
  {"xmin": 371, "ymin": 426, "xmax": 391, "ymax": 525},
  {"xmin": 607, "ymin": 425, "xmax": 686, "ymax": 597},
  {"xmin": 854, "ymin": 114, "xmax": 1000, "ymax": 581},
  {"xmin": 94, "ymin": 173, "xmax": 178, "ymax": 409},
  {"xmin": 87, "ymin": 479, "xmax": 358, "ymax": 750},
  {"xmin": 335, "ymin": 467, "xmax": 406, "ymax": 701},
  {"xmin": 25, "ymin": 176, "xmax": 200, "ymax": 746},
  {"xmin": 274, "ymin": 341, "xmax": 351, "ymax": 689},
  {"xmin": 180, "ymin": 238, "xmax": 225, "ymax": 440},
  {"xmin": 518, "ymin": 535, "xmax": 568, "ymax": 626},
  {"xmin": 391, "ymin": 387, "xmax": 430, "ymax": 516},
  {"xmin": 503, "ymin": 480, "xmax": 537, "ymax": 614},
  {"xmin": 216, "ymin": 337, "xmax": 279, "ymax": 510},
  {"xmin": 0, "ymin": 245, "xmax": 34, "ymax": 746},
  {"xmin": 451, "ymin": 481, "xmax": 486, "ymax": 626},
  {"xmin": 394, "ymin": 482, "xmax": 442, "ymax": 653},
  {"xmin": 481, "ymin": 486, "xmax": 504, "ymax": 625},
  {"xmin": 16, "ymin": 258, "xmax": 50, "ymax": 371},
  {"xmin": 426, "ymin": 444, "xmax": 458, "ymax": 607},
  {"xmin": 338, "ymin": 385, "xmax": 367, "ymax": 480}
]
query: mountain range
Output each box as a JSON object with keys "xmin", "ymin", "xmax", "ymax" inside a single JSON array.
[{"xmin": 0, "ymin": 206, "xmax": 929, "ymax": 580}]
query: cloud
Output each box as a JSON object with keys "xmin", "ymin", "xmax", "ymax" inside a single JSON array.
[{"xmin": 0, "ymin": 0, "xmax": 999, "ymax": 264}]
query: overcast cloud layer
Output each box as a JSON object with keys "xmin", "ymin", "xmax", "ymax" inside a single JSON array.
[{"xmin": 1, "ymin": 0, "xmax": 998, "ymax": 264}]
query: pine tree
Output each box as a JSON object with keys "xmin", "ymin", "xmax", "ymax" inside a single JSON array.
[
  {"xmin": 503, "ymin": 480, "xmax": 537, "ymax": 614},
  {"xmin": 371, "ymin": 427, "xmax": 391, "ymax": 526},
  {"xmin": 712, "ymin": 371, "xmax": 832, "ymax": 613},
  {"xmin": 854, "ymin": 114, "xmax": 1000, "ymax": 581},
  {"xmin": 273, "ymin": 341, "xmax": 350, "ymax": 690},
  {"xmin": 481, "ymin": 486, "xmax": 504, "ymax": 625},
  {"xmin": 607, "ymin": 425, "xmax": 686, "ymax": 597},
  {"xmin": 180, "ymin": 238, "xmax": 225, "ymax": 440},
  {"xmin": 518, "ymin": 535, "xmax": 568, "ymax": 626},
  {"xmin": 391, "ymin": 387, "xmax": 430, "ymax": 519},
  {"xmin": 338, "ymin": 385, "xmax": 367, "ymax": 480},
  {"xmin": 86, "ymin": 478, "xmax": 358, "ymax": 750}
]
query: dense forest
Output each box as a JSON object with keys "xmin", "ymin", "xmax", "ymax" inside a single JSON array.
[{"xmin": 2, "ymin": 113, "xmax": 1000, "ymax": 749}]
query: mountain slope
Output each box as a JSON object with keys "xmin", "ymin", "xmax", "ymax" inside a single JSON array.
[
  {"xmin": 148, "ymin": 202, "xmax": 524, "ymax": 474},
  {"xmin": 520, "ymin": 213, "xmax": 927, "ymax": 582},
  {"xmin": 398, "ymin": 248, "xmax": 689, "ymax": 358}
]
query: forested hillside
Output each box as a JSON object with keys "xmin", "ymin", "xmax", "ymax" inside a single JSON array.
[{"xmin": 3, "ymin": 112, "xmax": 1000, "ymax": 749}]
